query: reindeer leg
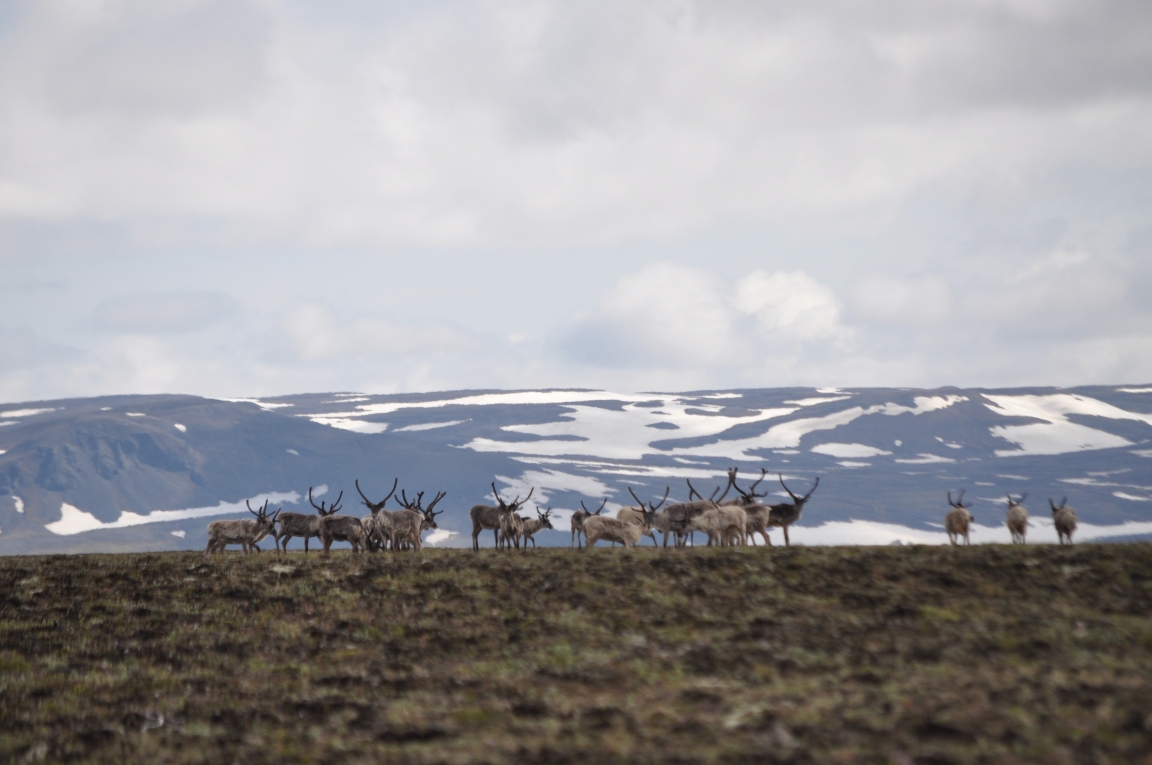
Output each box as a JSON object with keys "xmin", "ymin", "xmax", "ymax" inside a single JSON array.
[{"xmin": 783, "ymin": 526, "xmax": 790, "ymax": 546}]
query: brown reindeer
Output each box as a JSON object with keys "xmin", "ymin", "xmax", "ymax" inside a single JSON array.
[
  {"xmin": 313, "ymin": 489, "xmax": 366, "ymax": 554},
  {"xmin": 272, "ymin": 492, "xmax": 335, "ymax": 554},
  {"xmin": 945, "ymin": 490, "xmax": 974, "ymax": 546},
  {"xmin": 768, "ymin": 474, "xmax": 819, "ymax": 546},
  {"xmin": 205, "ymin": 499, "xmax": 280, "ymax": 558},
  {"xmin": 1050, "ymin": 497, "xmax": 1077, "ymax": 545},
  {"xmin": 469, "ymin": 483, "xmax": 533, "ymax": 551},
  {"xmin": 572, "ymin": 498, "xmax": 607, "ymax": 548},
  {"xmin": 1006, "ymin": 493, "xmax": 1029, "ymax": 544},
  {"xmin": 356, "ymin": 478, "xmax": 398, "ymax": 551},
  {"xmin": 662, "ymin": 478, "xmax": 731, "ymax": 547},
  {"xmin": 392, "ymin": 490, "xmax": 446, "ymax": 551}
]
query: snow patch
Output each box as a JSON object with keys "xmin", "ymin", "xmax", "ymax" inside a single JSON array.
[
  {"xmin": 1113, "ymin": 491, "xmax": 1150, "ymax": 501},
  {"xmin": 219, "ymin": 398, "xmax": 294, "ymax": 411},
  {"xmin": 286, "ymin": 449, "xmax": 299, "ymax": 455},
  {"xmin": 0, "ymin": 408, "xmax": 55, "ymax": 418},
  {"xmin": 790, "ymin": 518, "xmax": 1152, "ymax": 546},
  {"xmin": 12, "ymin": 496, "xmax": 23, "ymax": 513},
  {"xmin": 894, "ymin": 453, "xmax": 955, "ymax": 464},
  {"xmin": 1132, "ymin": 449, "xmax": 1152, "ymax": 458},
  {"xmin": 394, "ymin": 419, "xmax": 469, "ymax": 432},
  {"xmin": 983, "ymin": 393, "xmax": 1152, "ymax": 456},
  {"xmin": 310, "ymin": 417, "xmax": 388, "ymax": 434},
  {"xmin": 495, "ymin": 470, "xmax": 614, "ymax": 506},
  {"xmin": 1118, "ymin": 387, "xmax": 1152, "ymax": 393},
  {"xmin": 784, "ymin": 396, "xmax": 851, "ymax": 406},
  {"xmin": 837, "ymin": 461, "xmax": 871, "ymax": 468},
  {"xmin": 810, "ymin": 443, "xmax": 892, "ymax": 458},
  {"xmin": 171, "ymin": 530, "xmax": 186, "ymax": 538},
  {"xmin": 45, "ymin": 491, "xmax": 301, "ymax": 536},
  {"xmin": 173, "ymin": 423, "xmax": 186, "ymax": 432},
  {"xmin": 126, "ymin": 412, "xmax": 146, "ymax": 417}
]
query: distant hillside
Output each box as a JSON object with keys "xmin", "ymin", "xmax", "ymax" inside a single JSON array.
[{"xmin": 2, "ymin": 385, "xmax": 1152, "ymax": 554}]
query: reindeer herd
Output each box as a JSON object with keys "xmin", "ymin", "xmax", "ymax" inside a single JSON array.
[{"xmin": 204, "ymin": 467, "xmax": 1083, "ymax": 558}]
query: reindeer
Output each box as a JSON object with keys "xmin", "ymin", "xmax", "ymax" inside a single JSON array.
[
  {"xmin": 622, "ymin": 487, "xmax": 671, "ymax": 546},
  {"xmin": 469, "ymin": 483, "xmax": 533, "ymax": 551},
  {"xmin": 272, "ymin": 490, "xmax": 335, "ymax": 554},
  {"xmin": 945, "ymin": 490, "xmax": 974, "ymax": 546},
  {"xmin": 662, "ymin": 478, "xmax": 731, "ymax": 547},
  {"xmin": 498, "ymin": 505, "xmax": 525, "ymax": 550},
  {"xmin": 205, "ymin": 499, "xmax": 280, "ymax": 558},
  {"xmin": 517, "ymin": 506, "xmax": 554, "ymax": 549},
  {"xmin": 767, "ymin": 474, "xmax": 819, "ymax": 546},
  {"xmin": 392, "ymin": 490, "xmax": 446, "ymax": 551},
  {"xmin": 356, "ymin": 478, "xmax": 398, "ymax": 552},
  {"xmin": 584, "ymin": 502, "xmax": 655, "ymax": 549},
  {"xmin": 571, "ymin": 498, "xmax": 607, "ymax": 548},
  {"xmin": 721, "ymin": 467, "xmax": 773, "ymax": 546},
  {"xmin": 1006, "ymin": 493, "xmax": 1029, "ymax": 544},
  {"xmin": 1050, "ymin": 497, "xmax": 1077, "ymax": 545},
  {"xmin": 313, "ymin": 489, "xmax": 366, "ymax": 554}
]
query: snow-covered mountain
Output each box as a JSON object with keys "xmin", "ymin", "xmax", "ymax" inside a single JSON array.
[{"xmin": 2, "ymin": 385, "xmax": 1152, "ymax": 554}]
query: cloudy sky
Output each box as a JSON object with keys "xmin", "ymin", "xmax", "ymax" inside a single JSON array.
[{"xmin": 1, "ymin": 0, "xmax": 1150, "ymax": 403}]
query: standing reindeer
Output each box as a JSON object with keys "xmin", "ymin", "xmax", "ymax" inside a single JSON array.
[
  {"xmin": 584, "ymin": 502, "xmax": 656, "ymax": 549},
  {"xmin": 722, "ymin": 467, "xmax": 773, "ymax": 546},
  {"xmin": 273, "ymin": 492, "xmax": 335, "ymax": 554},
  {"xmin": 205, "ymin": 499, "xmax": 280, "ymax": 558},
  {"xmin": 1050, "ymin": 497, "xmax": 1078, "ymax": 545},
  {"xmin": 945, "ymin": 490, "xmax": 974, "ymax": 546},
  {"xmin": 662, "ymin": 478, "xmax": 731, "ymax": 547},
  {"xmin": 621, "ymin": 487, "xmax": 670, "ymax": 546},
  {"xmin": 312, "ymin": 488, "xmax": 367, "ymax": 554},
  {"xmin": 469, "ymin": 483, "xmax": 534, "ymax": 551},
  {"xmin": 517, "ymin": 506, "xmax": 554, "ymax": 549},
  {"xmin": 356, "ymin": 478, "xmax": 398, "ymax": 552},
  {"xmin": 767, "ymin": 474, "xmax": 819, "ymax": 547},
  {"xmin": 571, "ymin": 498, "xmax": 607, "ymax": 548},
  {"xmin": 1006, "ymin": 493, "xmax": 1029, "ymax": 544},
  {"xmin": 392, "ymin": 490, "xmax": 446, "ymax": 551}
]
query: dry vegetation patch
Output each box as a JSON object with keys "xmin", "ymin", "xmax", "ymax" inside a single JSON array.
[{"xmin": 2, "ymin": 545, "xmax": 1152, "ymax": 764}]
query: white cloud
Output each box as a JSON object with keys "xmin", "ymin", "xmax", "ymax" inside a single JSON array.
[
  {"xmin": 89, "ymin": 290, "xmax": 239, "ymax": 333},
  {"xmin": 851, "ymin": 274, "xmax": 952, "ymax": 325}
]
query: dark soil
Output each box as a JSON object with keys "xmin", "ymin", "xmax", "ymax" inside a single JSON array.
[{"xmin": 2, "ymin": 544, "xmax": 1152, "ymax": 764}]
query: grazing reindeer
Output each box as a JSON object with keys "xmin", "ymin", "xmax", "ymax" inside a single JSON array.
[
  {"xmin": 945, "ymin": 490, "xmax": 974, "ymax": 546},
  {"xmin": 273, "ymin": 491, "xmax": 336, "ymax": 554},
  {"xmin": 356, "ymin": 478, "xmax": 398, "ymax": 552},
  {"xmin": 392, "ymin": 490, "xmax": 446, "ymax": 551},
  {"xmin": 1050, "ymin": 497, "xmax": 1078, "ymax": 545},
  {"xmin": 621, "ymin": 487, "xmax": 671, "ymax": 546},
  {"xmin": 205, "ymin": 499, "xmax": 280, "ymax": 558},
  {"xmin": 469, "ymin": 483, "xmax": 534, "ymax": 551},
  {"xmin": 572, "ymin": 498, "xmax": 607, "ymax": 548},
  {"xmin": 722, "ymin": 467, "xmax": 773, "ymax": 546},
  {"xmin": 517, "ymin": 506, "xmax": 554, "ymax": 549},
  {"xmin": 768, "ymin": 474, "xmax": 819, "ymax": 547},
  {"xmin": 1006, "ymin": 493, "xmax": 1029, "ymax": 544},
  {"xmin": 313, "ymin": 489, "xmax": 366, "ymax": 554},
  {"xmin": 584, "ymin": 502, "xmax": 655, "ymax": 549}
]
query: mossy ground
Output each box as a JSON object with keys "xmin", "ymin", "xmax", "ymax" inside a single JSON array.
[{"xmin": 2, "ymin": 544, "xmax": 1152, "ymax": 764}]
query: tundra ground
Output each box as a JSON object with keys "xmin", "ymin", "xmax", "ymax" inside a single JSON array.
[{"xmin": 2, "ymin": 544, "xmax": 1151, "ymax": 764}]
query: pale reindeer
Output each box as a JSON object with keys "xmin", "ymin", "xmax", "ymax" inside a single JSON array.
[
  {"xmin": 661, "ymin": 478, "xmax": 732, "ymax": 547},
  {"xmin": 498, "ymin": 507, "xmax": 525, "ymax": 550},
  {"xmin": 273, "ymin": 492, "xmax": 334, "ymax": 554},
  {"xmin": 767, "ymin": 474, "xmax": 819, "ymax": 546},
  {"xmin": 392, "ymin": 490, "xmax": 446, "ymax": 551},
  {"xmin": 584, "ymin": 502, "xmax": 656, "ymax": 549},
  {"xmin": 1050, "ymin": 497, "xmax": 1078, "ymax": 545},
  {"xmin": 205, "ymin": 499, "xmax": 280, "ymax": 559},
  {"xmin": 684, "ymin": 477, "xmax": 740, "ymax": 546},
  {"xmin": 313, "ymin": 489, "xmax": 367, "ymax": 554},
  {"xmin": 356, "ymin": 478, "xmax": 398, "ymax": 552},
  {"xmin": 571, "ymin": 498, "xmax": 607, "ymax": 548},
  {"xmin": 945, "ymin": 490, "xmax": 974, "ymax": 546},
  {"xmin": 517, "ymin": 506, "xmax": 554, "ymax": 549},
  {"xmin": 621, "ymin": 487, "xmax": 670, "ymax": 546},
  {"xmin": 721, "ymin": 467, "xmax": 773, "ymax": 546},
  {"xmin": 1006, "ymin": 493, "xmax": 1029, "ymax": 544},
  {"xmin": 469, "ymin": 483, "xmax": 533, "ymax": 551}
]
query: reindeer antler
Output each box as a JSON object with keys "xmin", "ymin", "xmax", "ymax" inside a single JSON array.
[
  {"xmin": 686, "ymin": 478, "xmax": 703, "ymax": 501},
  {"xmin": 580, "ymin": 497, "xmax": 608, "ymax": 515},
  {"xmin": 426, "ymin": 491, "xmax": 446, "ymax": 516}
]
